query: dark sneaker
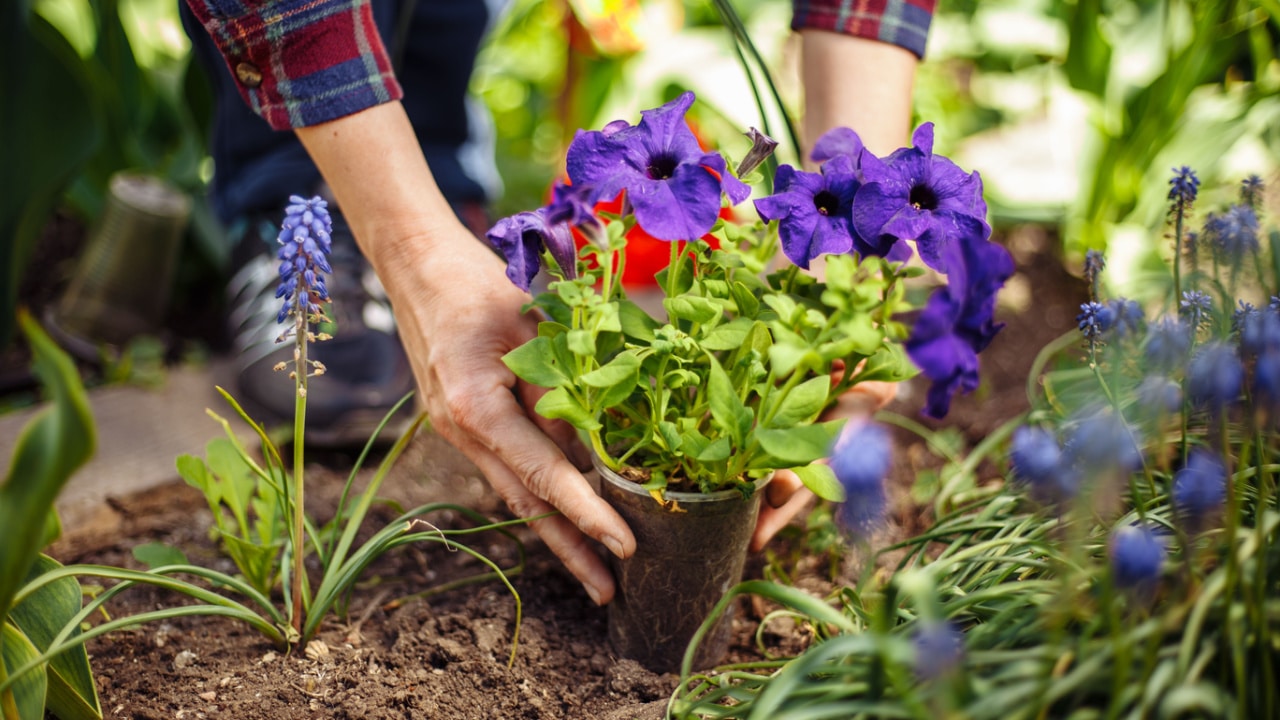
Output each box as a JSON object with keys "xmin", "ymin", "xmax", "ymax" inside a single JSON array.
[{"xmin": 225, "ymin": 209, "xmax": 416, "ymax": 447}]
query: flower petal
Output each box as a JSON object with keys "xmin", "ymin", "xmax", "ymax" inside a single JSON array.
[{"xmin": 629, "ymin": 164, "xmax": 722, "ymax": 240}]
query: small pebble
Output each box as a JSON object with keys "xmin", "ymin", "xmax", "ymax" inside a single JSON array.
[
  {"xmin": 173, "ymin": 650, "xmax": 198, "ymax": 669},
  {"xmin": 198, "ymin": 691, "xmax": 216, "ymax": 702}
]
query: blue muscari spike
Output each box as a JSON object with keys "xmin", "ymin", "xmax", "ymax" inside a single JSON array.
[{"xmin": 275, "ymin": 195, "xmax": 334, "ymax": 326}]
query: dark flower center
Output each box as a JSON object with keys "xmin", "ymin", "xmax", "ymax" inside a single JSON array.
[
  {"xmin": 909, "ymin": 183, "xmax": 939, "ymax": 211},
  {"xmin": 813, "ymin": 190, "xmax": 840, "ymax": 216},
  {"xmin": 647, "ymin": 153, "xmax": 679, "ymax": 180}
]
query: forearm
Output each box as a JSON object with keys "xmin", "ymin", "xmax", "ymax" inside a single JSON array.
[{"xmin": 799, "ymin": 31, "xmax": 919, "ymax": 158}]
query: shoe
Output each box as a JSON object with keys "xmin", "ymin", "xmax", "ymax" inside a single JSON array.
[{"xmin": 225, "ymin": 208, "xmax": 416, "ymax": 447}]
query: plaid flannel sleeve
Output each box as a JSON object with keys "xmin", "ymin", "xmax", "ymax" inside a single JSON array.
[
  {"xmin": 792, "ymin": 0, "xmax": 937, "ymax": 59},
  {"xmin": 184, "ymin": 0, "xmax": 402, "ymax": 130}
]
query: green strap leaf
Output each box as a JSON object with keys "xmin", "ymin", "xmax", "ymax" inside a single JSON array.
[
  {"xmin": 2, "ymin": 621, "xmax": 47, "ymax": 720},
  {"xmin": 9, "ymin": 556, "xmax": 101, "ymax": 720}
]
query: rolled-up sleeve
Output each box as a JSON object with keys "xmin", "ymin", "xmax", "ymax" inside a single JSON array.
[
  {"xmin": 792, "ymin": 0, "xmax": 937, "ymax": 59},
  {"xmin": 184, "ymin": 0, "xmax": 403, "ymax": 130}
]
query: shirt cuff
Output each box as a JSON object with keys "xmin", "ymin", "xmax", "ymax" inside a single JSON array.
[
  {"xmin": 791, "ymin": 0, "xmax": 937, "ymax": 59},
  {"xmin": 185, "ymin": 0, "xmax": 403, "ymax": 130}
]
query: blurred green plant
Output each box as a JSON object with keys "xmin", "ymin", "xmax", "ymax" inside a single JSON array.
[
  {"xmin": 2, "ymin": 0, "xmax": 212, "ymax": 350},
  {"xmin": 0, "ymin": 311, "xmax": 101, "ymax": 720}
]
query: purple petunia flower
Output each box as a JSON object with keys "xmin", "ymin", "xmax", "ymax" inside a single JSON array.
[
  {"xmin": 1172, "ymin": 449, "xmax": 1227, "ymax": 533},
  {"xmin": 829, "ymin": 421, "xmax": 892, "ymax": 538},
  {"xmin": 736, "ymin": 127, "xmax": 779, "ymax": 178},
  {"xmin": 1187, "ymin": 341, "xmax": 1243, "ymax": 412},
  {"xmin": 275, "ymin": 195, "xmax": 333, "ymax": 324},
  {"xmin": 851, "ymin": 123, "xmax": 989, "ymax": 273},
  {"xmin": 486, "ymin": 209, "xmax": 577, "ymax": 292},
  {"xmin": 809, "ymin": 126, "xmax": 865, "ymax": 165},
  {"xmin": 1109, "ymin": 523, "xmax": 1166, "ymax": 593},
  {"xmin": 755, "ymin": 155, "xmax": 898, "ymax": 268},
  {"xmin": 905, "ymin": 220, "xmax": 1014, "ymax": 418},
  {"xmin": 565, "ymin": 91, "xmax": 750, "ymax": 241},
  {"xmin": 911, "ymin": 621, "xmax": 965, "ymax": 680}
]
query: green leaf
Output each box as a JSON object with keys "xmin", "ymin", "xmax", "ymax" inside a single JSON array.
[
  {"xmin": 502, "ymin": 336, "xmax": 573, "ymax": 388},
  {"xmin": 131, "ymin": 543, "xmax": 189, "ymax": 570},
  {"xmin": 854, "ymin": 344, "xmax": 919, "ymax": 383},
  {"xmin": 617, "ymin": 299, "xmax": 658, "ymax": 342},
  {"xmin": 656, "ymin": 421, "xmax": 683, "ymax": 453},
  {"xmin": 663, "ymin": 296, "xmax": 721, "ymax": 325},
  {"xmin": 580, "ymin": 351, "xmax": 641, "ymax": 388},
  {"xmin": 2, "ymin": 621, "xmax": 47, "ymax": 720},
  {"xmin": 706, "ymin": 354, "xmax": 751, "ymax": 447},
  {"xmin": 9, "ymin": 556, "xmax": 101, "ymax": 720},
  {"xmin": 755, "ymin": 420, "xmax": 845, "ymax": 465},
  {"xmin": 0, "ymin": 312, "xmax": 95, "ymax": 619},
  {"xmin": 700, "ymin": 317, "xmax": 754, "ymax": 351},
  {"xmin": 836, "ymin": 314, "xmax": 883, "ymax": 355},
  {"xmin": 730, "ymin": 281, "xmax": 760, "ymax": 318},
  {"xmin": 533, "ymin": 387, "xmax": 600, "ymax": 431},
  {"xmin": 205, "ymin": 439, "xmax": 256, "ymax": 531},
  {"xmin": 1063, "ymin": 0, "xmax": 1111, "ymax": 98},
  {"xmin": 765, "ymin": 376, "xmax": 829, "ymax": 429},
  {"xmin": 693, "ymin": 437, "xmax": 732, "ymax": 463},
  {"xmin": 791, "ymin": 463, "xmax": 844, "ymax": 502},
  {"xmin": 566, "ymin": 329, "xmax": 596, "ymax": 356}
]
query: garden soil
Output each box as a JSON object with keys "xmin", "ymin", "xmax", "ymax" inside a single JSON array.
[{"xmin": 37, "ymin": 226, "xmax": 1086, "ymax": 719}]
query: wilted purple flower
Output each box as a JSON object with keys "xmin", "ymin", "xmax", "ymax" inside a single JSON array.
[
  {"xmin": 1009, "ymin": 426, "xmax": 1077, "ymax": 504},
  {"xmin": 1187, "ymin": 341, "xmax": 1243, "ymax": 412},
  {"xmin": 912, "ymin": 621, "xmax": 965, "ymax": 680},
  {"xmin": 736, "ymin": 127, "xmax": 778, "ymax": 178},
  {"xmin": 1172, "ymin": 449, "xmax": 1227, "ymax": 532},
  {"xmin": 1241, "ymin": 174, "xmax": 1264, "ymax": 208},
  {"xmin": 851, "ymin": 123, "xmax": 989, "ymax": 273},
  {"xmin": 1063, "ymin": 409, "xmax": 1143, "ymax": 474},
  {"xmin": 1077, "ymin": 301, "xmax": 1111, "ymax": 341},
  {"xmin": 565, "ymin": 92, "xmax": 750, "ymax": 241},
  {"xmin": 754, "ymin": 156, "xmax": 864, "ymax": 269},
  {"xmin": 276, "ymin": 195, "xmax": 333, "ymax": 324},
  {"xmin": 1179, "ymin": 291, "xmax": 1213, "ymax": 329},
  {"xmin": 1109, "ymin": 523, "xmax": 1166, "ymax": 593},
  {"xmin": 1168, "ymin": 166, "xmax": 1200, "ymax": 206},
  {"xmin": 487, "ymin": 209, "xmax": 577, "ymax": 292},
  {"xmin": 1144, "ymin": 317, "xmax": 1191, "ymax": 370},
  {"xmin": 905, "ymin": 223, "xmax": 1014, "ymax": 418},
  {"xmin": 1135, "ymin": 375, "xmax": 1182, "ymax": 416},
  {"xmin": 830, "ymin": 421, "xmax": 892, "ymax": 537},
  {"xmin": 1083, "ymin": 249, "xmax": 1106, "ymax": 292},
  {"xmin": 1204, "ymin": 205, "xmax": 1260, "ymax": 262}
]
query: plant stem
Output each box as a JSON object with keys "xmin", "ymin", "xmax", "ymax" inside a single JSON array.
[{"xmin": 290, "ymin": 311, "xmax": 308, "ymax": 637}]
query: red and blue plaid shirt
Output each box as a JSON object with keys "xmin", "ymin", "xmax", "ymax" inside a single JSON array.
[{"xmin": 185, "ymin": 0, "xmax": 935, "ymax": 132}]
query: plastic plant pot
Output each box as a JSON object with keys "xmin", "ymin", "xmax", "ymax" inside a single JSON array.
[{"xmin": 595, "ymin": 455, "xmax": 771, "ymax": 673}]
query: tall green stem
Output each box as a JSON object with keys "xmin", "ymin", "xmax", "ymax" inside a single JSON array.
[{"xmin": 290, "ymin": 312, "xmax": 308, "ymax": 636}]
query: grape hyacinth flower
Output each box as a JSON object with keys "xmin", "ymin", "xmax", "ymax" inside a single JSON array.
[
  {"xmin": 1187, "ymin": 341, "xmax": 1243, "ymax": 413},
  {"xmin": 1204, "ymin": 204, "xmax": 1260, "ymax": 262},
  {"xmin": 1253, "ymin": 348, "xmax": 1280, "ymax": 421},
  {"xmin": 1106, "ymin": 298, "xmax": 1144, "ymax": 339},
  {"xmin": 1168, "ymin": 165, "xmax": 1200, "ymax": 207},
  {"xmin": 912, "ymin": 621, "xmax": 965, "ymax": 680},
  {"xmin": 1135, "ymin": 375, "xmax": 1182, "ymax": 416},
  {"xmin": 1239, "ymin": 305, "xmax": 1280, "ymax": 357},
  {"xmin": 566, "ymin": 91, "xmax": 750, "ymax": 241},
  {"xmin": 276, "ymin": 195, "xmax": 334, "ymax": 328},
  {"xmin": 1009, "ymin": 425, "xmax": 1077, "ymax": 505},
  {"xmin": 1109, "ymin": 523, "xmax": 1166, "ymax": 594},
  {"xmin": 851, "ymin": 123, "xmax": 989, "ymax": 273},
  {"xmin": 1143, "ymin": 317, "xmax": 1191, "ymax": 371},
  {"xmin": 1063, "ymin": 408, "xmax": 1143, "ymax": 474},
  {"xmin": 1241, "ymin": 174, "xmax": 1264, "ymax": 208},
  {"xmin": 1172, "ymin": 449, "xmax": 1227, "ymax": 533},
  {"xmin": 1077, "ymin": 301, "xmax": 1111, "ymax": 341},
  {"xmin": 1083, "ymin": 249, "xmax": 1106, "ymax": 299},
  {"xmin": 1179, "ymin": 291, "xmax": 1213, "ymax": 329},
  {"xmin": 486, "ymin": 209, "xmax": 577, "ymax": 292},
  {"xmin": 829, "ymin": 421, "xmax": 892, "ymax": 538}
]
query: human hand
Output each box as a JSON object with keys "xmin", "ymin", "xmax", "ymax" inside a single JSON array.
[{"xmin": 749, "ymin": 380, "xmax": 897, "ymax": 552}]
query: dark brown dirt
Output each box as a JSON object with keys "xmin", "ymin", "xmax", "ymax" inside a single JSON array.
[{"xmin": 37, "ymin": 225, "xmax": 1086, "ymax": 719}]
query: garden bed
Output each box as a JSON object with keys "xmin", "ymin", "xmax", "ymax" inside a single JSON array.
[{"xmin": 45, "ymin": 227, "xmax": 1085, "ymax": 719}]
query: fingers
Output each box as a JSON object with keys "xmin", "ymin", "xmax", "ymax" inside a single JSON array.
[{"xmin": 752, "ymin": 469, "xmax": 815, "ymax": 552}]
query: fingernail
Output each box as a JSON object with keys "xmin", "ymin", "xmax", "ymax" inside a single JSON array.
[
  {"xmin": 602, "ymin": 534, "xmax": 626, "ymax": 558},
  {"xmin": 585, "ymin": 583, "xmax": 605, "ymax": 606}
]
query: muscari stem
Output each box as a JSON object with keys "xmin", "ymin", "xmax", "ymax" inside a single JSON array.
[{"xmin": 290, "ymin": 310, "xmax": 308, "ymax": 637}]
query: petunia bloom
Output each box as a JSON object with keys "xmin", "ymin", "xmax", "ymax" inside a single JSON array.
[
  {"xmin": 904, "ymin": 217, "xmax": 1014, "ymax": 418},
  {"xmin": 851, "ymin": 123, "xmax": 989, "ymax": 273},
  {"xmin": 487, "ymin": 209, "xmax": 577, "ymax": 292},
  {"xmin": 754, "ymin": 155, "xmax": 871, "ymax": 268},
  {"xmin": 276, "ymin": 195, "xmax": 333, "ymax": 325},
  {"xmin": 565, "ymin": 91, "xmax": 750, "ymax": 241}
]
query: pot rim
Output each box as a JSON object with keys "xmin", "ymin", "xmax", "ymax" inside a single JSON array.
[{"xmin": 592, "ymin": 452, "xmax": 773, "ymax": 504}]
